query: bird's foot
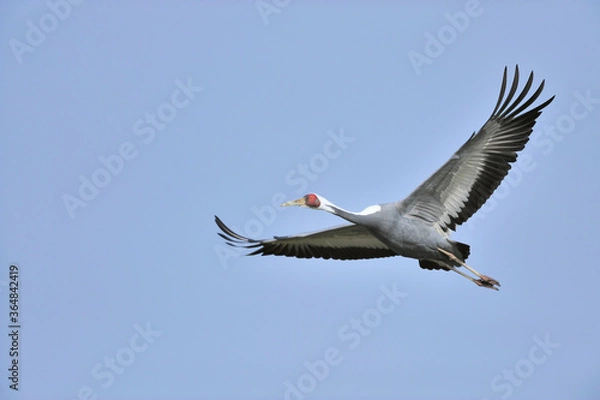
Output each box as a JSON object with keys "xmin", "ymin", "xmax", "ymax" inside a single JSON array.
[{"xmin": 474, "ymin": 275, "xmax": 501, "ymax": 291}]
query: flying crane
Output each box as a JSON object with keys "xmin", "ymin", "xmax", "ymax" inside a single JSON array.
[{"xmin": 216, "ymin": 66, "xmax": 554, "ymax": 290}]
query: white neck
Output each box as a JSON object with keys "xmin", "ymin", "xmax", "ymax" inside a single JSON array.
[{"xmin": 317, "ymin": 195, "xmax": 381, "ymax": 223}]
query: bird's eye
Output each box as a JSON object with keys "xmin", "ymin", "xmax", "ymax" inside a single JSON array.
[{"xmin": 304, "ymin": 194, "xmax": 321, "ymax": 208}]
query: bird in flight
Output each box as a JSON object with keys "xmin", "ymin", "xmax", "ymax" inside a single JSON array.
[{"xmin": 216, "ymin": 66, "xmax": 554, "ymax": 290}]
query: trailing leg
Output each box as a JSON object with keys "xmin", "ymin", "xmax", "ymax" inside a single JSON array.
[{"xmin": 437, "ymin": 248, "xmax": 501, "ymax": 290}]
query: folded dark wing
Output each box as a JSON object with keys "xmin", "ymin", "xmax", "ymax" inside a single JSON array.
[
  {"xmin": 215, "ymin": 216, "xmax": 397, "ymax": 260},
  {"xmin": 399, "ymin": 65, "xmax": 554, "ymax": 233}
]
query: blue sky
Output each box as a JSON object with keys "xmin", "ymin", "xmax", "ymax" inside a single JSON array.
[{"xmin": 1, "ymin": 1, "xmax": 600, "ymax": 399}]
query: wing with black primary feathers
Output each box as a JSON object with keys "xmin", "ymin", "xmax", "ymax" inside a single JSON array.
[
  {"xmin": 400, "ymin": 66, "xmax": 555, "ymax": 233},
  {"xmin": 215, "ymin": 216, "xmax": 398, "ymax": 260}
]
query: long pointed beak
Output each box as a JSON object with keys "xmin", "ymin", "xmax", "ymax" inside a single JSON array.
[{"xmin": 281, "ymin": 197, "xmax": 306, "ymax": 207}]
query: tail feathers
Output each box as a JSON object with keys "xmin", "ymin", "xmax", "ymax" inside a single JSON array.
[
  {"xmin": 453, "ymin": 241, "xmax": 471, "ymax": 261},
  {"xmin": 418, "ymin": 241, "xmax": 471, "ymax": 271}
]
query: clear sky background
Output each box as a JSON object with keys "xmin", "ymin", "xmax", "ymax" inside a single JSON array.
[{"xmin": 1, "ymin": 1, "xmax": 600, "ymax": 400}]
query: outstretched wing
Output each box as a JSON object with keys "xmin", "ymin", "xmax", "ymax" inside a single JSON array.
[
  {"xmin": 399, "ymin": 65, "xmax": 554, "ymax": 233},
  {"xmin": 215, "ymin": 216, "xmax": 397, "ymax": 260}
]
